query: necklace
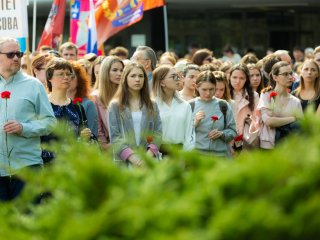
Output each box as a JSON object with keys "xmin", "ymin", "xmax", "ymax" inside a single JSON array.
[{"xmin": 49, "ymin": 94, "xmax": 70, "ymax": 106}]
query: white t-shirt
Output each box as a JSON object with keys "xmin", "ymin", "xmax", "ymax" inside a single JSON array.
[{"xmin": 131, "ymin": 111, "xmax": 142, "ymax": 146}]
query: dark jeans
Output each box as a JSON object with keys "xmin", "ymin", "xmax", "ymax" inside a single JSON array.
[{"xmin": 0, "ymin": 164, "xmax": 43, "ymax": 202}]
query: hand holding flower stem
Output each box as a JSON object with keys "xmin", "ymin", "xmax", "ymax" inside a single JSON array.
[
  {"xmin": 270, "ymin": 91, "xmax": 277, "ymax": 111},
  {"xmin": 1, "ymin": 91, "xmax": 13, "ymax": 177},
  {"xmin": 73, "ymin": 98, "xmax": 85, "ymax": 127}
]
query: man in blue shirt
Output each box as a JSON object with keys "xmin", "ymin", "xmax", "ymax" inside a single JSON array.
[{"xmin": 0, "ymin": 37, "xmax": 56, "ymax": 201}]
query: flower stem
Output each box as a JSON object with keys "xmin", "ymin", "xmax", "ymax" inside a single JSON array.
[
  {"xmin": 77, "ymin": 103, "xmax": 85, "ymax": 127},
  {"xmin": 4, "ymin": 100, "xmax": 11, "ymax": 179}
]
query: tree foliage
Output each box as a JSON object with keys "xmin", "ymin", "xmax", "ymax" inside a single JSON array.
[{"xmin": 0, "ymin": 112, "xmax": 320, "ymax": 239}]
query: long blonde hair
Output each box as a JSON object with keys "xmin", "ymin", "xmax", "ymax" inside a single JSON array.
[
  {"xmin": 152, "ymin": 65, "xmax": 182, "ymax": 102},
  {"xmin": 97, "ymin": 56, "xmax": 124, "ymax": 108}
]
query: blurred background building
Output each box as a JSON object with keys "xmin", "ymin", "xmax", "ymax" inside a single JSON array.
[{"xmin": 28, "ymin": 0, "xmax": 320, "ymax": 58}]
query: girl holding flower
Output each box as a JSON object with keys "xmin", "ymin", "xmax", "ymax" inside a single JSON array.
[
  {"xmin": 258, "ymin": 61, "xmax": 303, "ymax": 149},
  {"xmin": 192, "ymin": 70, "xmax": 237, "ymax": 157},
  {"xmin": 108, "ymin": 62, "xmax": 162, "ymax": 167},
  {"xmin": 229, "ymin": 63, "xmax": 260, "ymax": 151}
]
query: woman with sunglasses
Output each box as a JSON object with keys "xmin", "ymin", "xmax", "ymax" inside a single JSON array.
[
  {"xmin": 108, "ymin": 62, "xmax": 162, "ymax": 167},
  {"xmin": 152, "ymin": 65, "xmax": 194, "ymax": 155},
  {"xmin": 258, "ymin": 61, "xmax": 303, "ymax": 149},
  {"xmin": 41, "ymin": 58, "xmax": 93, "ymax": 163}
]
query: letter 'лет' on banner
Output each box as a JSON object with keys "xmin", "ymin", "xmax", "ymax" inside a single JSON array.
[{"xmin": 0, "ymin": 0, "xmax": 28, "ymax": 38}]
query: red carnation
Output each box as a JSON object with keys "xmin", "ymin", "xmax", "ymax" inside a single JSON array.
[
  {"xmin": 73, "ymin": 97, "xmax": 85, "ymax": 126},
  {"xmin": 269, "ymin": 91, "xmax": 277, "ymax": 99},
  {"xmin": 234, "ymin": 134, "xmax": 243, "ymax": 142},
  {"xmin": 211, "ymin": 116, "xmax": 219, "ymax": 122},
  {"xmin": 146, "ymin": 135, "xmax": 153, "ymax": 144},
  {"xmin": 1, "ymin": 91, "xmax": 11, "ymax": 99},
  {"xmin": 73, "ymin": 97, "xmax": 83, "ymax": 105}
]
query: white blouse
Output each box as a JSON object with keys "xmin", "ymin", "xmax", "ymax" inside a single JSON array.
[{"xmin": 155, "ymin": 97, "xmax": 195, "ymax": 150}]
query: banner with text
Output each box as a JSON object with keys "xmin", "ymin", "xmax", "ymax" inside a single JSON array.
[{"xmin": 0, "ymin": 0, "xmax": 28, "ymax": 38}]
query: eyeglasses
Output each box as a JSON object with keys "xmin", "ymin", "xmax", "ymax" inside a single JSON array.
[
  {"xmin": 277, "ymin": 71, "xmax": 294, "ymax": 77},
  {"xmin": 53, "ymin": 72, "xmax": 74, "ymax": 78},
  {"xmin": 0, "ymin": 51, "xmax": 24, "ymax": 59}
]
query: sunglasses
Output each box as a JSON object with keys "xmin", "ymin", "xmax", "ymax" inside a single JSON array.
[{"xmin": 0, "ymin": 51, "xmax": 24, "ymax": 59}]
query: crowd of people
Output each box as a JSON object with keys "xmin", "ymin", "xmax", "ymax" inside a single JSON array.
[{"xmin": 1, "ymin": 36, "xmax": 320, "ymax": 201}]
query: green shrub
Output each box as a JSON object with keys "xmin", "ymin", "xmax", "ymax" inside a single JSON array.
[{"xmin": 0, "ymin": 112, "xmax": 320, "ymax": 239}]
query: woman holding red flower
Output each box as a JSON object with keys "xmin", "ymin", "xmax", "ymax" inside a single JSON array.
[
  {"xmin": 257, "ymin": 61, "xmax": 303, "ymax": 149},
  {"xmin": 67, "ymin": 61, "xmax": 98, "ymax": 138},
  {"xmin": 192, "ymin": 71, "xmax": 237, "ymax": 157},
  {"xmin": 229, "ymin": 63, "xmax": 260, "ymax": 151},
  {"xmin": 42, "ymin": 58, "xmax": 93, "ymax": 163}
]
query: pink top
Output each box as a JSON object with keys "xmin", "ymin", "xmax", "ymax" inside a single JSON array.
[
  {"xmin": 257, "ymin": 91, "xmax": 303, "ymax": 149},
  {"xmin": 92, "ymin": 95, "xmax": 110, "ymax": 150},
  {"xmin": 233, "ymin": 90, "xmax": 259, "ymax": 135}
]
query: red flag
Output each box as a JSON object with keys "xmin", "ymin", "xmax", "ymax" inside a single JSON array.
[
  {"xmin": 37, "ymin": 0, "xmax": 66, "ymax": 50},
  {"xmin": 95, "ymin": 0, "xmax": 165, "ymax": 46}
]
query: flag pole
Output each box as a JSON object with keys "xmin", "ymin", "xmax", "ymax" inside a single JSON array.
[
  {"xmin": 26, "ymin": 38, "xmax": 32, "ymax": 75},
  {"xmin": 32, "ymin": 0, "xmax": 37, "ymax": 52},
  {"xmin": 163, "ymin": 3, "xmax": 169, "ymax": 52}
]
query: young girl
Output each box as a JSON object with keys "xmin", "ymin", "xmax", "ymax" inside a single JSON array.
[
  {"xmin": 293, "ymin": 59, "xmax": 320, "ymax": 114},
  {"xmin": 247, "ymin": 63, "xmax": 264, "ymax": 95},
  {"xmin": 258, "ymin": 61, "xmax": 303, "ymax": 149},
  {"xmin": 92, "ymin": 56, "xmax": 124, "ymax": 150},
  {"xmin": 108, "ymin": 62, "xmax": 162, "ymax": 167},
  {"xmin": 229, "ymin": 63, "xmax": 259, "ymax": 150},
  {"xmin": 152, "ymin": 65, "xmax": 194, "ymax": 154},
  {"xmin": 213, "ymin": 70, "xmax": 232, "ymax": 103},
  {"xmin": 192, "ymin": 70, "xmax": 237, "ymax": 157},
  {"xmin": 179, "ymin": 64, "xmax": 200, "ymax": 101}
]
